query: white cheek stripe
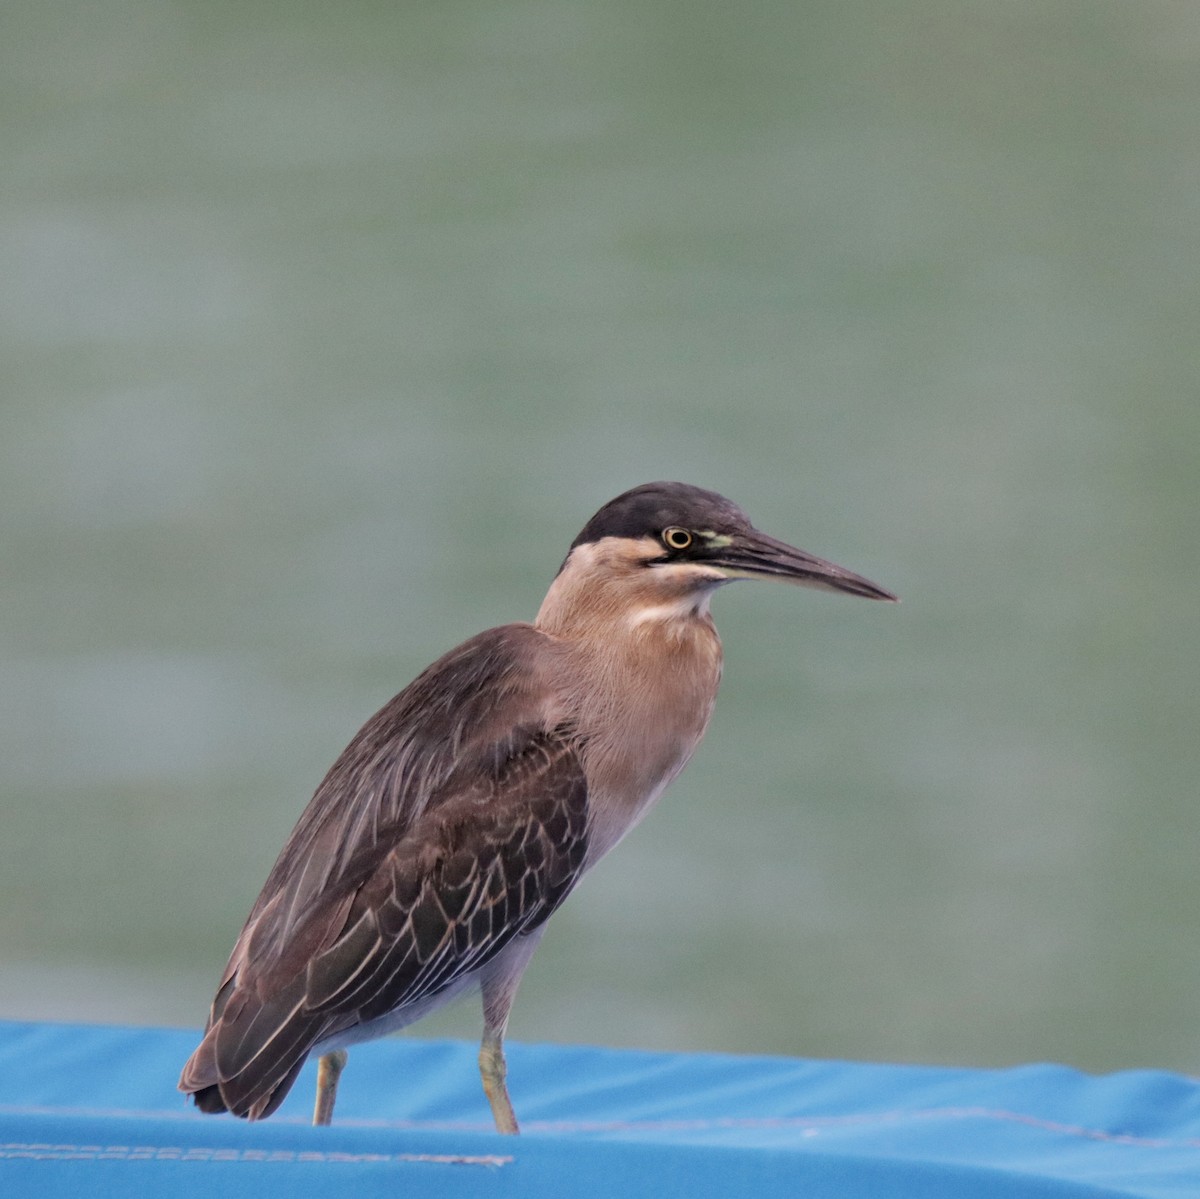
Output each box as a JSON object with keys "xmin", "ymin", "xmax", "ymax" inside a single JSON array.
[
  {"xmin": 625, "ymin": 590, "xmax": 717, "ymax": 629},
  {"xmin": 651, "ymin": 562, "xmax": 728, "ymax": 583},
  {"xmin": 626, "ymin": 600, "xmax": 692, "ymax": 628}
]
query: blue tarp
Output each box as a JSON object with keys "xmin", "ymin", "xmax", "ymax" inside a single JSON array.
[{"xmin": 0, "ymin": 1020, "xmax": 1197, "ymax": 1196}]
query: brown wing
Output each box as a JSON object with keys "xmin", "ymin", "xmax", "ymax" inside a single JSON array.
[
  {"xmin": 179, "ymin": 624, "xmax": 590, "ymax": 1119},
  {"xmin": 235, "ymin": 624, "xmax": 570, "ymax": 974},
  {"xmin": 304, "ymin": 731, "xmax": 587, "ymax": 1021}
]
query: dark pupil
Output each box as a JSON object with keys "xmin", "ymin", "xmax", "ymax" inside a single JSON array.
[{"xmin": 666, "ymin": 529, "xmax": 689, "ymax": 548}]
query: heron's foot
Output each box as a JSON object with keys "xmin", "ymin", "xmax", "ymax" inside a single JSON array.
[{"xmin": 313, "ymin": 1049, "xmax": 348, "ymax": 1127}]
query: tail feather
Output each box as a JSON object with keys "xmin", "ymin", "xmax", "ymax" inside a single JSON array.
[
  {"xmin": 191, "ymin": 1082, "xmax": 231, "ymax": 1115},
  {"xmin": 178, "ymin": 981, "xmax": 329, "ymax": 1120}
]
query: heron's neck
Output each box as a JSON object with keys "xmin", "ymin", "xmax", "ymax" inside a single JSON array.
[
  {"xmin": 535, "ymin": 551, "xmax": 718, "ymax": 644},
  {"xmin": 534, "ymin": 548, "xmax": 725, "ymax": 864}
]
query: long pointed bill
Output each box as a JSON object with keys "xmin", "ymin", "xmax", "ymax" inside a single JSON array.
[{"xmin": 708, "ymin": 530, "xmax": 898, "ymax": 601}]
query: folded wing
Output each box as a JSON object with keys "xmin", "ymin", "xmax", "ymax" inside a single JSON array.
[{"xmin": 179, "ymin": 625, "xmax": 589, "ymax": 1119}]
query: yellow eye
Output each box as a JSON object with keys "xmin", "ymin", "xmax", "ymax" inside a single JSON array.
[{"xmin": 662, "ymin": 527, "xmax": 693, "ymax": 550}]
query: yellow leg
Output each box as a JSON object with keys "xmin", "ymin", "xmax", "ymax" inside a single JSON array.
[
  {"xmin": 478, "ymin": 932, "xmax": 542, "ymax": 1135},
  {"xmin": 478, "ymin": 1028, "xmax": 519, "ymax": 1135},
  {"xmin": 312, "ymin": 1049, "xmax": 348, "ymax": 1126}
]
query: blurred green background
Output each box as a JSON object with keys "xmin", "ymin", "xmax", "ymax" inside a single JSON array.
[{"xmin": 3, "ymin": 1, "xmax": 1199, "ymax": 1077}]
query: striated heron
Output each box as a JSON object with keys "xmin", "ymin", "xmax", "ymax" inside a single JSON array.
[{"xmin": 179, "ymin": 481, "xmax": 897, "ymax": 1132}]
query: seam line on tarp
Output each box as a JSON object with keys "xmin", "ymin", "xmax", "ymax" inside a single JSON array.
[
  {"xmin": 2, "ymin": 1103, "xmax": 1198, "ymax": 1150},
  {"xmin": 527, "ymin": 1107, "xmax": 1200, "ymax": 1148},
  {"xmin": 0, "ymin": 1141, "xmax": 511, "ymax": 1166}
]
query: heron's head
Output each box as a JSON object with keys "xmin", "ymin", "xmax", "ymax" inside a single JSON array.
[{"xmin": 537, "ymin": 481, "xmax": 896, "ymax": 634}]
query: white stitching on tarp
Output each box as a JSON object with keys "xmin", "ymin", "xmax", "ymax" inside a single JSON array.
[
  {"xmin": 3, "ymin": 1104, "xmax": 1199, "ymax": 1150},
  {"xmin": 521, "ymin": 1107, "xmax": 1200, "ymax": 1147},
  {"xmin": 0, "ymin": 1142, "xmax": 512, "ymax": 1166}
]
